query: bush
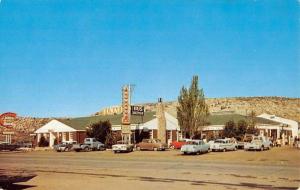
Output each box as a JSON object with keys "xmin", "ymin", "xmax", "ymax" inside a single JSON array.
[{"xmin": 38, "ymin": 136, "xmax": 49, "ymax": 147}]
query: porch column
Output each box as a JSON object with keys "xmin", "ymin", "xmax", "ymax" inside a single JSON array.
[
  {"xmin": 62, "ymin": 132, "xmax": 66, "ymax": 142},
  {"xmin": 49, "ymin": 132, "xmax": 56, "ymax": 148},
  {"xmin": 69, "ymin": 132, "xmax": 73, "ymax": 141},
  {"xmin": 37, "ymin": 133, "xmax": 41, "ymax": 143}
]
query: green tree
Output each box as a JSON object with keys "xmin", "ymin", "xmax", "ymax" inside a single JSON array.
[
  {"xmin": 223, "ymin": 120, "xmax": 236, "ymax": 138},
  {"xmin": 177, "ymin": 76, "xmax": 209, "ymax": 138},
  {"xmin": 236, "ymin": 120, "xmax": 248, "ymax": 140},
  {"xmin": 246, "ymin": 111, "xmax": 259, "ymax": 135},
  {"xmin": 86, "ymin": 120, "xmax": 112, "ymax": 146}
]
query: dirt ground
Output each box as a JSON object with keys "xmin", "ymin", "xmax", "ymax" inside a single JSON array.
[{"xmin": 0, "ymin": 146, "xmax": 299, "ymax": 190}]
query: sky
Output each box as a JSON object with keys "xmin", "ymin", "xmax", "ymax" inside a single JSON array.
[{"xmin": 0, "ymin": 0, "xmax": 299, "ymax": 117}]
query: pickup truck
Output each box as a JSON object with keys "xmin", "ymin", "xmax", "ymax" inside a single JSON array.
[
  {"xmin": 244, "ymin": 136, "xmax": 271, "ymax": 151},
  {"xmin": 73, "ymin": 138, "xmax": 105, "ymax": 152}
]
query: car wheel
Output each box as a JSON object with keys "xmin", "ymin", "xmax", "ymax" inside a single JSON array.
[
  {"xmin": 136, "ymin": 147, "xmax": 141, "ymax": 151},
  {"xmin": 65, "ymin": 148, "xmax": 69, "ymax": 152},
  {"xmin": 234, "ymin": 147, "xmax": 237, "ymax": 151},
  {"xmin": 260, "ymin": 146, "xmax": 264, "ymax": 151},
  {"xmin": 170, "ymin": 145, "xmax": 175, "ymax": 149},
  {"xmin": 153, "ymin": 147, "xmax": 158, "ymax": 151},
  {"xmin": 84, "ymin": 147, "xmax": 89, "ymax": 152},
  {"xmin": 183, "ymin": 152, "xmax": 187, "ymax": 155},
  {"xmin": 223, "ymin": 148, "xmax": 226, "ymax": 152}
]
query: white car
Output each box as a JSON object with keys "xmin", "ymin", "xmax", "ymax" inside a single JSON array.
[
  {"xmin": 112, "ymin": 141, "xmax": 134, "ymax": 153},
  {"xmin": 181, "ymin": 140, "xmax": 210, "ymax": 155},
  {"xmin": 211, "ymin": 139, "xmax": 237, "ymax": 152},
  {"xmin": 244, "ymin": 136, "xmax": 271, "ymax": 151}
]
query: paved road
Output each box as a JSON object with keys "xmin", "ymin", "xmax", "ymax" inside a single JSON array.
[{"xmin": 0, "ymin": 150, "xmax": 299, "ymax": 190}]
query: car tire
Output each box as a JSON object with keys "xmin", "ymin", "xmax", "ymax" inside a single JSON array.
[
  {"xmin": 84, "ymin": 147, "xmax": 89, "ymax": 152},
  {"xmin": 170, "ymin": 145, "xmax": 175, "ymax": 149},
  {"xmin": 260, "ymin": 146, "xmax": 264, "ymax": 151},
  {"xmin": 223, "ymin": 148, "xmax": 226, "ymax": 152},
  {"xmin": 234, "ymin": 147, "xmax": 237, "ymax": 151}
]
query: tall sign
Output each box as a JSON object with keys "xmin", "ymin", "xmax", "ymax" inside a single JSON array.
[{"xmin": 121, "ymin": 85, "xmax": 131, "ymax": 134}]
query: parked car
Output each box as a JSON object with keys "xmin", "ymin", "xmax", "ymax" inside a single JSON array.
[
  {"xmin": 211, "ymin": 139, "xmax": 237, "ymax": 152},
  {"xmin": 73, "ymin": 138, "xmax": 105, "ymax": 152},
  {"xmin": 244, "ymin": 136, "xmax": 272, "ymax": 151},
  {"xmin": 136, "ymin": 139, "xmax": 168, "ymax": 151},
  {"xmin": 54, "ymin": 141, "xmax": 77, "ymax": 152},
  {"xmin": 16, "ymin": 141, "xmax": 33, "ymax": 148},
  {"xmin": 207, "ymin": 140, "xmax": 215, "ymax": 150},
  {"xmin": 0, "ymin": 142, "xmax": 19, "ymax": 151},
  {"xmin": 112, "ymin": 141, "xmax": 134, "ymax": 153},
  {"xmin": 237, "ymin": 134, "xmax": 254, "ymax": 149},
  {"xmin": 181, "ymin": 140, "xmax": 210, "ymax": 155},
  {"xmin": 170, "ymin": 139, "xmax": 191, "ymax": 149}
]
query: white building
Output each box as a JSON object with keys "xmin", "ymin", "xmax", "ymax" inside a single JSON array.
[{"xmin": 257, "ymin": 113, "xmax": 299, "ymax": 138}]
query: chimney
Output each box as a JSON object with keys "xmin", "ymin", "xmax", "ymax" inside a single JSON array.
[{"xmin": 156, "ymin": 98, "xmax": 166, "ymax": 143}]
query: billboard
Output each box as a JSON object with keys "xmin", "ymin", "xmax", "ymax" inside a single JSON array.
[
  {"xmin": 0, "ymin": 112, "xmax": 17, "ymax": 127},
  {"xmin": 131, "ymin": 106, "xmax": 144, "ymax": 116}
]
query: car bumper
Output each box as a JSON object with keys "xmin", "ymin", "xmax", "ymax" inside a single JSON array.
[{"xmin": 244, "ymin": 146, "xmax": 260, "ymax": 150}]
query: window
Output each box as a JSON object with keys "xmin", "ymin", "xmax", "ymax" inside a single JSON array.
[{"xmin": 167, "ymin": 131, "xmax": 171, "ymax": 140}]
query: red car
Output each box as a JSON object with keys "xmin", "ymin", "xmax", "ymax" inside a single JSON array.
[{"xmin": 170, "ymin": 139, "xmax": 191, "ymax": 149}]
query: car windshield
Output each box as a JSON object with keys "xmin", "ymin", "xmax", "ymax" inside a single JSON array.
[
  {"xmin": 117, "ymin": 141, "xmax": 126, "ymax": 144},
  {"xmin": 187, "ymin": 141, "xmax": 198, "ymax": 145}
]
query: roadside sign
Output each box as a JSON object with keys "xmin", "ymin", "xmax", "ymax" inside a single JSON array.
[
  {"xmin": 121, "ymin": 86, "xmax": 131, "ymax": 125},
  {"xmin": 0, "ymin": 112, "xmax": 17, "ymax": 127},
  {"xmin": 121, "ymin": 124, "xmax": 131, "ymax": 134},
  {"xmin": 131, "ymin": 106, "xmax": 144, "ymax": 116}
]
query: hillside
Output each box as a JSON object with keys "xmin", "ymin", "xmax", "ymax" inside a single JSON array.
[{"xmin": 96, "ymin": 97, "xmax": 300, "ymax": 122}]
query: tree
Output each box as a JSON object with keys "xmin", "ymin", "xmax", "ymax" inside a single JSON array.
[
  {"xmin": 236, "ymin": 120, "xmax": 248, "ymax": 140},
  {"xmin": 86, "ymin": 120, "xmax": 112, "ymax": 146},
  {"xmin": 246, "ymin": 111, "xmax": 259, "ymax": 135},
  {"xmin": 223, "ymin": 120, "xmax": 236, "ymax": 138},
  {"xmin": 177, "ymin": 76, "xmax": 209, "ymax": 138}
]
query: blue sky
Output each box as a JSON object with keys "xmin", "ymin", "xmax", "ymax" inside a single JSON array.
[{"xmin": 0, "ymin": 0, "xmax": 299, "ymax": 117}]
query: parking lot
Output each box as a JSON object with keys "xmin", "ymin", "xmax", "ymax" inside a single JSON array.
[{"xmin": 0, "ymin": 147, "xmax": 299, "ymax": 190}]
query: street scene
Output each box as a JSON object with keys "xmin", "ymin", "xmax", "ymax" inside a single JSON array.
[
  {"xmin": 0, "ymin": 0, "xmax": 299, "ymax": 190},
  {"xmin": 1, "ymin": 147, "xmax": 299, "ymax": 190}
]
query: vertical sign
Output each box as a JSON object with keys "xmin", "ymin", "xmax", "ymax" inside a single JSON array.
[{"xmin": 122, "ymin": 86, "xmax": 131, "ymax": 134}]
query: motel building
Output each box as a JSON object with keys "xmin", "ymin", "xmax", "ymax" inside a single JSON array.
[
  {"xmin": 34, "ymin": 112, "xmax": 180, "ymax": 148},
  {"xmin": 201, "ymin": 112, "xmax": 299, "ymax": 144},
  {"xmin": 34, "ymin": 111, "xmax": 299, "ymax": 148}
]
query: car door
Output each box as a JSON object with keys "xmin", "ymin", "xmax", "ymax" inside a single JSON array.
[
  {"xmin": 198, "ymin": 141, "xmax": 203, "ymax": 152},
  {"xmin": 144, "ymin": 140, "xmax": 152, "ymax": 150}
]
